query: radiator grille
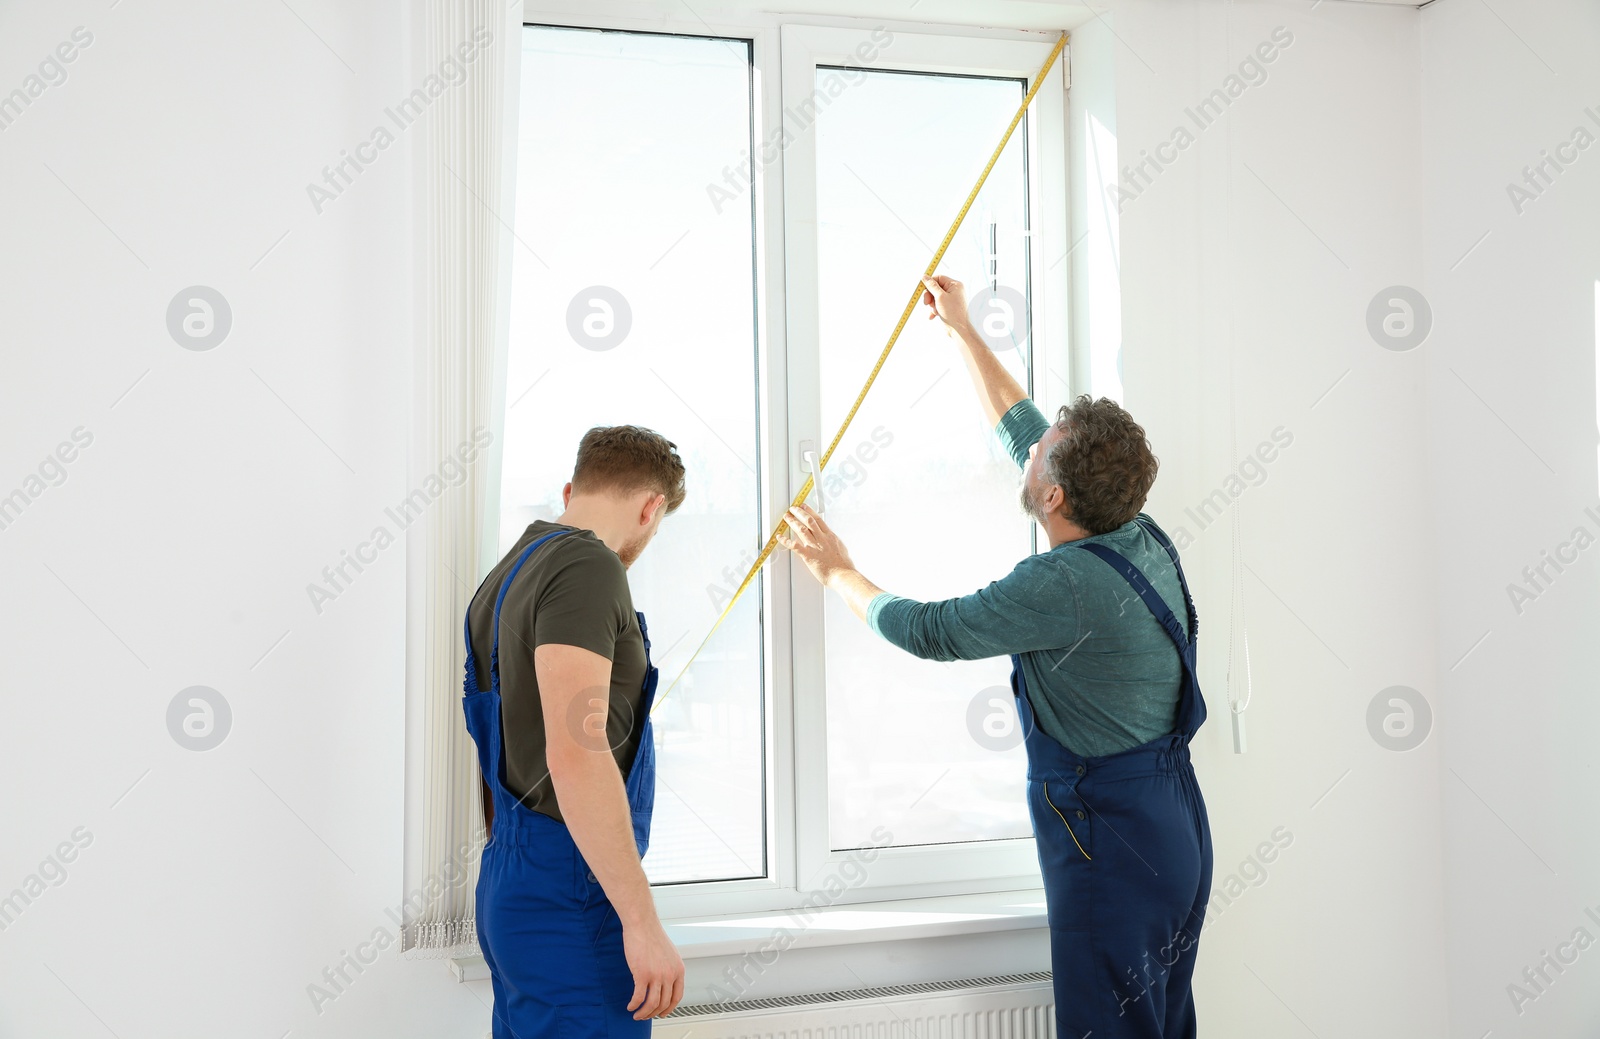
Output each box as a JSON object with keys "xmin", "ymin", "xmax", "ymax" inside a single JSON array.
[
  {"xmin": 651, "ymin": 970, "xmax": 1057, "ymax": 1039},
  {"xmin": 667, "ymin": 970, "xmax": 1053, "ymax": 1019}
]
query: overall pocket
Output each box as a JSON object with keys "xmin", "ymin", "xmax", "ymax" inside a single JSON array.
[{"xmin": 1039, "ymin": 780, "xmax": 1092, "ymax": 861}]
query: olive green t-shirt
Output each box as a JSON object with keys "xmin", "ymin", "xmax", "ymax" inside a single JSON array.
[{"xmin": 467, "ymin": 520, "xmax": 648, "ymax": 822}]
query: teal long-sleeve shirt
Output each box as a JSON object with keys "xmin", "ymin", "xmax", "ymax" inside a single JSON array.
[{"xmin": 865, "ymin": 399, "xmax": 1189, "ymax": 758}]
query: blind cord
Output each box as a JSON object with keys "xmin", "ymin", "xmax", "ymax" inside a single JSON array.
[{"xmin": 1223, "ymin": 0, "xmax": 1251, "ymax": 751}]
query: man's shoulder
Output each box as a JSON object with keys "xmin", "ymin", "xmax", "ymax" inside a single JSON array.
[
  {"xmin": 518, "ymin": 523, "xmax": 625, "ymax": 582},
  {"xmin": 1098, "ymin": 513, "xmax": 1172, "ymax": 546},
  {"xmin": 482, "ymin": 523, "xmax": 623, "ymax": 604},
  {"xmin": 1107, "ymin": 513, "xmax": 1180, "ymax": 564},
  {"xmin": 1042, "ymin": 514, "xmax": 1177, "ymax": 573}
]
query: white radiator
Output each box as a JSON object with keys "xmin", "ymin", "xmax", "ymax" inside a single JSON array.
[{"xmin": 650, "ymin": 971, "xmax": 1055, "ymax": 1039}]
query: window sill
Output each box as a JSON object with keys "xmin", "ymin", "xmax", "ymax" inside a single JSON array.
[
  {"xmin": 449, "ymin": 887, "xmax": 1051, "ymax": 992},
  {"xmin": 663, "ymin": 886, "xmax": 1049, "ymax": 957}
]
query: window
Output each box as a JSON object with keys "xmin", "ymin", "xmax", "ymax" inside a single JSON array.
[{"xmin": 502, "ymin": 11, "xmax": 1068, "ymax": 914}]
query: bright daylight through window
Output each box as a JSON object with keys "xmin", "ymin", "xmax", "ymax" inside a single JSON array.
[
  {"xmin": 502, "ymin": 21, "xmax": 1056, "ymax": 893},
  {"xmin": 504, "ymin": 26, "xmax": 765, "ymax": 885}
]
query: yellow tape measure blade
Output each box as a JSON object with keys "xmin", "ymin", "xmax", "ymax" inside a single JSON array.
[{"xmin": 656, "ymin": 32, "xmax": 1066, "ymax": 709}]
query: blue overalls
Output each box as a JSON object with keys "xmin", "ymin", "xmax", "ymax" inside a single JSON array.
[
  {"xmin": 461, "ymin": 529, "xmax": 659, "ymax": 1037},
  {"xmin": 1011, "ymin": 517, "xmax": 1213, "ymax": 1039}
]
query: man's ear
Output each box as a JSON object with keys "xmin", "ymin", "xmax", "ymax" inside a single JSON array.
[
  {"xmin": 641, "ymin": 491, "xmax": 667, "ymax": 527},
  {"xmin": 562, "ymin": 482, "xmax": 574, "ymax": 507}
]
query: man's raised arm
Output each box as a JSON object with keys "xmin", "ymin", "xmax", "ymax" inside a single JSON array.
[{"xmin": 920, "ymin": 275, "xmax": 1028, "ymax": 429}]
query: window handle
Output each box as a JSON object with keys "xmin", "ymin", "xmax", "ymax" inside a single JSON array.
[{"xmin": 799, "ymin": 440, "xmax": 824, "ymax": 514}]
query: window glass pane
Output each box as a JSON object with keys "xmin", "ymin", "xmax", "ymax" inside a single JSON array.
[
  {"xmin": 504, "ymin": 26, "xmax": 764, "ymax": 883},
  {"xmin": 814, "ymin": 67, "xmax": 1035, "ymax": 850}
]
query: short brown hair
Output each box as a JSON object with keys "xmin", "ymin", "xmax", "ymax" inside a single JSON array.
[
  {"xmin": 571, "ymin": 425, "xmax": 687, "ymax": 513},
  {"xmin": 1043, "ymin": 396, "xmax": 1158, "ymax": 534}
]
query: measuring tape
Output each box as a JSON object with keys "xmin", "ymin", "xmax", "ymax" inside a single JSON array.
[{"xmin": 656, "ymin": 32, "xmax": 1068, "ymax": 710}]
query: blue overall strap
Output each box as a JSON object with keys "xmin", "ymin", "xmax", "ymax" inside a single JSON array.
[
  {"xmin": 1133, "ymin": 516, "xmax": 1198, "ymax": 643},
  {"xmin": 1078, "ymin": 542, "xmax": 1191, "ymax": 651},
  {"xmin": 488, "ymin": 530, "xmax": 572, "ymax": 678}
]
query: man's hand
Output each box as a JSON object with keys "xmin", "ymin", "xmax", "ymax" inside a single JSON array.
[
  {"xmin": 923, "ymin": 272, "xmax": 1027, "ymax": 427},
  {"xmin": 623, "ymin": 917, "xmax": 685, "ymax": 1020},
  {"xmin": 921, "ymin": 275, "xmax": 971, "ymax": 334},
  {"xmin": 778, "ymin": 504, "xmax": 855, "ymax": 587}
]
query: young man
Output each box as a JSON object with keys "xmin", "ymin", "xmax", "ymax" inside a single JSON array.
[
  {"xmin": 462, "ymin": 425, "xmax": 687, "ymax": 1035},
  {"xmin": 779, "ymin": 275, "xmax": 1214, "ymax": 1039}
]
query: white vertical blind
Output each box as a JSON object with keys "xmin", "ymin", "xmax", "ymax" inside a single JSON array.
[{"xmin": 403, "ymin": 0, "xmax": 521, "ymax": 954}]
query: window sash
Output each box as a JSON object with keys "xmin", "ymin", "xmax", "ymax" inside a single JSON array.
[{"xmin": 781, "ymin": 22, "xmax": 1069, "ymax": 897}]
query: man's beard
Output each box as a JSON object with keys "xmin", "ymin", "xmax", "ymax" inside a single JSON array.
[
  {"xmin": 1019, "ymin": 480, "xmax": 1043, "ymax": 524},
  {"xmin": 617, "ymin": 532, "xmax": 650, "ymax": 568}
]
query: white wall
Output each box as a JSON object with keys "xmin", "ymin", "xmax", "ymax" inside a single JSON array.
[
  {"xmin": 0, "ymin": 0, "xmax": 490, "ymax": 1035},
  {"xmin": 1421, "ymin": 1, "xmax": 1600, "ymax": 1036},
  {"xmin": 1103, "ymin": 2, "xmax": 1448, "ymax": 1035}
]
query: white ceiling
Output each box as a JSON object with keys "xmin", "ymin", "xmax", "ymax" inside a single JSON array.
[
  {"xmin": 733, "ymin": 0, "xmax": 1431, "ymax": 32},
  {"xmin": 527, "ymin": 0, "xmax": 1430, "ymax": 37}
]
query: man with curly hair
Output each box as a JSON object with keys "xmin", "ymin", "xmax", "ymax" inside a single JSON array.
[{"xmin": 780, "ymin": 275, "xmax": 1213, "ymax": 1039}]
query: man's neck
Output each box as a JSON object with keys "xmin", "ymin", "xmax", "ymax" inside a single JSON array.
[
  {"xmin": 555, "ymin": 501, "xmax": 629, "ymax": 559},
  {"xmin": 1044, "ymin": 517, "xmax": 1095, "ymax": 549}
]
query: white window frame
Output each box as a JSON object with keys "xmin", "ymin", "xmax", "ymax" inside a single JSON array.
[{"xmin": 515, "ymin": 1, "xmax": 1071, "ymax": 921}]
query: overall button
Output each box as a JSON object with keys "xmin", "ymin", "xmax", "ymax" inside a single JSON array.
[
  {"xmin": 1075, "ymin": 765, "xmax": 1085, "ymax": 776},
  {"xmin": 1075, "ymin": 810, "xmax": 1086, "ymax": 820},
  {"xmin": 586, "ymin": 870, "xmax": 597, "ymax": 883}
]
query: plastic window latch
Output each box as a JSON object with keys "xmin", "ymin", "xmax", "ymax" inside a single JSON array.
[{"xmin": 799, "ymin": 441, "xmax": 824, "ymax": 514}]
